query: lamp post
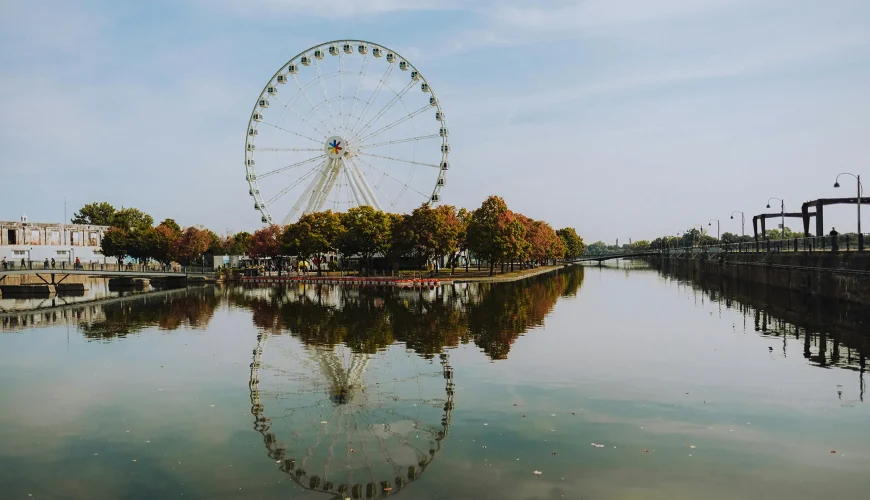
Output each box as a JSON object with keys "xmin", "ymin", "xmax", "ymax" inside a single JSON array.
[
  {"xmin": 766, "ymin": 197, "xmax": 785, "ymax": 240},
  {"xmin": 730, "ymin": 211, "xmax": 745, "ymax": 239},
  {"xmin": 708, "ymin": 219, "xmax": 720, "ymax": 242},
  {"xmin": 834, "ymin": 173, "xmax": 863, "ymax": 251}
]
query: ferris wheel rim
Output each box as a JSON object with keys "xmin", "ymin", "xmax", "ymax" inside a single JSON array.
[
  {"xmin": 245, "ymin": 40, "xmax": 449, "ymax": 226},
  {"xmin": 248, "ymin": 328, "xmax": 454, "ymax": 497}
]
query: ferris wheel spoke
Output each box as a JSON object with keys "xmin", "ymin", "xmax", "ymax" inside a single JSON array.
[
  {"xmin": 352, "ymin": 79, "xmax": 416, "ymax": 139},
  {"xmin": 273, "ymin": 95, "xmax": 330, "ymax": 138},
  {"xmin": 257, "ymin": 147, "xmax": 323, "ymax": 153},
  {"xmin": 261, "ymin": 122, "xmax": 323, "ymax": 145},
  {"xmin": 356, "ymin": 152, "xmax": 440, "ymax": 169},
  {"xmin": 349, "ymin": 156, "xmax": 423, "ymax": 207},
  {"xmin": 346, "ymin": 54, "xmax": 368, "ymax": 135},
  {"xmin": 351, "ymin": 61, "xmax": 395, "ymax": 134},
  {"xmin": 338, "ymin": 51, "xmax": 345, "ymax": 134},
  {"xmin": 358, "ymin": 134, "xmax": 440, "ymax": 150},
  {"xmin": 283, "ymin": 159, "xmax": 332, "ymax": 223},
  {"xmin": 356, "ymin": 105, "xmax": 433, "ymax": 144},
  {"xmin": 292, "ymin": 74, "xmax": 334, "ymax": 136},
  {"xmin": 266, "ymin": 160, "xmax": 327, "ymax": 206},
  {"xmin": 309, "ymin": 159, "xmax": 343, "ymax": 213},
  {"xmin": 313, "ymin": 57, "xmax": 339, "ymax": 131},
  {"xmin": 258, "ymin": 154, "xmax": 327, "ymax": 180}
]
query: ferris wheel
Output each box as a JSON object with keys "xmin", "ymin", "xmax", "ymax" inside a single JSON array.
[
  {"xmin": 245, "ymin": 40, "xmax": 450, "ymax": 225},
  {"xmin": 249, "ymin": 330, "xmax": 454, "ymax": 498}
]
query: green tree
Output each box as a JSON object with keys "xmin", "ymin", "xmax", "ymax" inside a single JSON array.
[
  {"xmin": 629, "ymin": 240, "xmax": 650, "ymax": 251},
  {"xmin": 101, "ymin": 227, "xmax": 129, "ymax": 268},
  {"xmin": 71, "ymin": 202, "xmax": 116, "ymax": 226},
  {"xmin": 283, "ymin": 210, "xmax": 344, "ymax": 276},
  {"xmin": 337, "ymin": 206, "xmax": 392, "ymax": 275},
  {"xmin": 112, "ymin": 207, "xmax": 154, "ymax": 232},
  {"xmin": 556, "ymin": 227, "xmax": 586, "ymax": 259},
  {"xmin": 226, "ymin": 232, "xmax": 252, "ymax": 255}
]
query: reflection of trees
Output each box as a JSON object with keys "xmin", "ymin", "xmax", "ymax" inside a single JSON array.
[
  {"xmin": 228, "ymin": 266, "xmax": 584, "ymax": 360},
  {"xmin": 1, "ymin": 287, "xmax": 219, "ymax": 339},
  {"xmin": 78, "ymin": 287, "xmax": 219, "ymax": 339}
]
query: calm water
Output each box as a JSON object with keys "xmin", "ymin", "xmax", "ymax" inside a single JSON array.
[{"xmin": 1, "ymin": 264, "xmax": 868, "ymax": 499}]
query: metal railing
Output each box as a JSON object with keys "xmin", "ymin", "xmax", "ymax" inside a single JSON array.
[
  {"xmin": 654, "ymin": 233, "xmax": 869, "ymax": 255},
  {"xmin": 0, "ymin": 261, "xmax": 215, "ymax": 274}
]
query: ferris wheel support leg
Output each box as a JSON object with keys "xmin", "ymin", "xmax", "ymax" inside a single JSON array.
[
  {"xmin": 344, "ymin": 166, "xmax": 364, "ymax": 206},
  {"xmin": 346, "ymin": 162, "xmax": 374, "ymax": 207},
  {"xmin": 349, "ymin": 160, "xmax": 382, "ymax": 211},
  {"xmin": 311, "ymin": 159, "xmax": 343, "ymax": 213},
  {"xmin": 284, "ymin": 160, "xmax": 332, "ymax": 224}
]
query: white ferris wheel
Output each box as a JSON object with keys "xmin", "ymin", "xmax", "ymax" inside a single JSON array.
[{"xmin": 245, "ymin": 40, "xmax": 450, "ymax": 225}]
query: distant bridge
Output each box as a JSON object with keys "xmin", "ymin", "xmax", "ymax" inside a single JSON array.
[{"xmin": 563, "ymin": 251, "xmax": 659, "ymax": 264}]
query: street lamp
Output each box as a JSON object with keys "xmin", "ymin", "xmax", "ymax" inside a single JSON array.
[
  {"xmin": 730, "ymin": 211, "xmax": 746, "ymax": 239},
  {"xmin": 834, "ymin": 173, "xmax": 863, "ymax": 251},
  {"xmin": 708, "ymin": 219, "xmax": 720, "ymax": 241},
  {"xmin": 766, "ymin": 197, "xmax": 785, "ymax": 240}
]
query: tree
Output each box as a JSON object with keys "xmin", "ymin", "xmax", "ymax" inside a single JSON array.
[
  {"xmin": 249, "ymin": 225, "xmax": 286, "ymax": 275},
  {"xmin": 720, "ymin": 232, "xmax": 740, "ymax": 244},
  {"xmin": 159, "ymin": 218, "xmax": 182, "ymax": 235},
  {"xmin": 101, "ymin": 228, "xmax": 129, "ymax": 268},
  {"xmin": 72, "ymin": 202, "xmax": 116, "ymax": 226},
  {"xmin": 112, "ymin": 207, "xmax": 154, "ymax": 232},
  {"xmin": 466, "ymin": 196, "xmax": 527, "ymax": 275},
  {"xmin": 629, "ymin": 240, "xmax": 650, "ymax": 251},
  {"xmin": 337, "ymin": 206, "xmax": 392, "ymax": 275},
  {"xmin": 226, "ymin": 232, "xmax": 252, "ymax": 256},
  {"xmin": 205, "ymin": 230, "xmax": 224, "ymax": 255},
  {"xmin": 174, "ymin": 227, "xmax": 212, "ymax": 266},
  {"xmin": 556, "ymin": 227, "xmax": 586, "ymax": 259},
  {"xmin": 526, "ymin": 220, "xmax": 562, "ymax": 264},
  {"xmin": 152, "ymin": 223, "xmax": 177, "ymax": 265},
  {"xmin": 283, "ymin": 211, "xmax": 344, "ymax": 276}
]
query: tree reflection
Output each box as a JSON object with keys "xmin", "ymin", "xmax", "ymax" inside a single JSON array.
[{"xmin": 228, "ymin": 267, "xmax": 584, "ymax": 360}]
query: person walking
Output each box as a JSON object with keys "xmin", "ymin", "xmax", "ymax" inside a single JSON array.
[
  {"xmin": 75, "ymin": 256, "xmax": 81, "ymax": 270},
  {"xmin": 830, "ymin": 227, "xmax": 840, "ymax": 253},
  {"xmin": 51, "ymin": 257, "xmax": 56, "ymax": 269},
  {"xmin": 21, "ymin": 257, "xmax": 26, "ymax": 269},
  {"xmin": 1, "ymin": 257, "xmax": 6, "ymax": 270},
  {"xmin": 44, "ymin": 258, "xmax": 49, "ymax": 269}
]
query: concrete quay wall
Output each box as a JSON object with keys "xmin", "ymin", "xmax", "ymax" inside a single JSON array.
[{"xmin": 648, "ymin": 253, "xmax": 870, "ymax": 306}]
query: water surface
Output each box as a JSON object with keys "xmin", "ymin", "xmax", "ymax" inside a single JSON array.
[{"xmin": 1, "ymin": 264, "xmax": 867, "ymax": 499}]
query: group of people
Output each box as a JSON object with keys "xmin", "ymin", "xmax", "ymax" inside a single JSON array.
[{"xmin": 1, "ymin": 257, "xmax": 83, "ymax": 270}]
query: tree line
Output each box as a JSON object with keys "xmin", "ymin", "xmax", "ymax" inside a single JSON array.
[
  {"xmin": 74, "ymin": 196, "xmax": 585, "ymax": 275},
  {"xmin": 245, "ymin": 196, "xmax": 585, "ymax": 276},
  {"xmin": 73, "ymin": 202, "xmax": 250, "ymax": 267}
]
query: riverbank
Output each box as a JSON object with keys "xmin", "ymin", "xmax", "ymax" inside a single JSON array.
[
  {"xmin": 648, "ymin": 252, "xmax": 870, "ymax": 306},
  {"xmin": 447, "ymin": 265, "xmax": 564, "ymax": 283}
]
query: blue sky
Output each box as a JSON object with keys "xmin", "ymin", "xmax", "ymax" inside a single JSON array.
[{"xmin": 1, "ymin": 0, "xmax": 869, "ymax": 242}]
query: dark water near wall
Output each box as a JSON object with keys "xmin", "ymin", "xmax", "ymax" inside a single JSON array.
[{"xmin": 1, "ymin": 264, "xmax": 868, "ymax": 499}]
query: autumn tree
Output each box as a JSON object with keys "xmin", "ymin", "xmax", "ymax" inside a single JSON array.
[
  {"xmin": 467, "ymin": 196, "xmax": 528, "ymax": 276},
  {"xmin": 173, "ymin": 227, "xmax": 212, "ymax": 266},
  {"xmin": 72, "ymin": 202, "xmax": 117, "ymax": 226},
  {"xmin": 152, "ymin": 223, "xmax": 178, "ymax": 265},
  {"xmin": 283, "ymin": 211, "xmax": 344, "ymax": 276},
  {"xmin": 249, "ymin": 225, "xmax": 286, "ymax": 275},
  {"xmin": 337, "ymin": 206, "xmax": 392, "ymax": 276}
]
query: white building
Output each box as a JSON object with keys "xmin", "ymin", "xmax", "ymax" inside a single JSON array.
[{"xmin": 0, "ymin": 214, "xmax": 109, "ymax": 265}]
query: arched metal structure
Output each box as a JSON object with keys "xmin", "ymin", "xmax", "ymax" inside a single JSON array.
[{"xmin": 245, "ymin": 40, "xmax": 449, "ymax": 225}]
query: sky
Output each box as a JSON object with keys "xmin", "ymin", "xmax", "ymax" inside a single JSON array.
[{"xmin": 1, "ymin": 0, "xmax": 869, "ymax": 243}]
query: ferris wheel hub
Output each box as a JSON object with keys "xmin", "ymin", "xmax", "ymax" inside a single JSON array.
[{"xmin": 324, "ymin": 135, "xmax": 351, "ymax": 159}]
